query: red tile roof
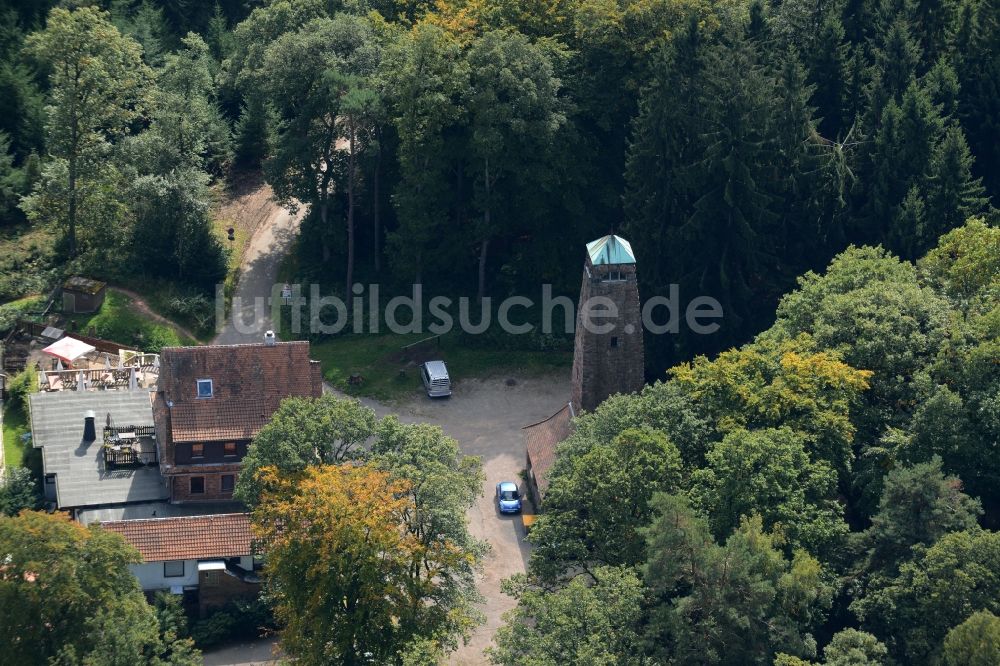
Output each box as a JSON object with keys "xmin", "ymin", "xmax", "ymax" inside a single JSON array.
[
  {"xmin": 523, "ymin": 402, "xmax": 575, "ymax": 500},
  {"xmin": 101, "ymin": 513, "xmax": 252, "ymax": 562},
  {"xmin": 155, "ymin": 342, "xmax": 323, "ymax": 444}
]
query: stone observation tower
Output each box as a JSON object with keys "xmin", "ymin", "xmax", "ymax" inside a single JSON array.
[
  {"xmin": 525, "ymin": 234, "xmax": 645, "ymax": 506},
  {"xmin": 571, "ymin": 234, "xmax": 644, "ymax": 413}
]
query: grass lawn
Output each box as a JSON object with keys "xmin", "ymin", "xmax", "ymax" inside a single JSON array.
[
  {"xmin": 67, "ymin": 290, "xmax": 198, "ymax": 352},
  {"xmin": 310, "ymin": 332, "xmax": 572, "ymax": 402},
  {"xmin": 2, "ymin": 400, "xmax": 30, "ymax": 468}
]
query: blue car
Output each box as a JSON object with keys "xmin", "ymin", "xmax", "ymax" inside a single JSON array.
[{"xmin": 496, "ymin": 481, "xmax": 522, "ymax": 514}]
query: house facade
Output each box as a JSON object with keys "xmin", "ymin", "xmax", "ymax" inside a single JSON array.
[
  {"xmin": 101, "ymin": 513, "xmax": 258, "ymax": 616},
  {"xmin": 153, "ymin": 340, "xmax": 323, "ymax": 503}
]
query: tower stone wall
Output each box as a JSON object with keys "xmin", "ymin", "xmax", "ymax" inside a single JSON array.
[{"xmin": 571, "ymin": 245, "xmax": 644, "ymax": 413}]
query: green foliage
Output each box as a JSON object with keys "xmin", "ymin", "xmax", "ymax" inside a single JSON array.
[
  {"xmin": 253, "ymin": 464, "xmax": 476, "ymax": 664},
  {"xmin": 0, "ymin": 511, "xmax": 200, "ymax": 665},
  {"xmin": 371, "ymin": 416, "xmax": 487, "ymax": 647},
  {"xmin": 5, "ymin": 363, "xmax": 36, "ymax": 409},
  {"xmin": 23, "ymin": 6, "xmax": 152, "ymax": 258},
  {"xmin": 942, "ymin": 610, "xmax": 1000, "ymax": 666},
  {"xmin": 191, "ymin": 598, "xmax": 274, "ymax": 649},
  {"xmin": 919, "ymin": 217, "xmax": 1000, "ymax": 306},
  {"xmin": 0, "ymin": 466, "xmax": 40, "ymax": 516},
  {"xmin": 852, "ymin": 529, "xmax": 1000, "ymax": 663},
  {"xmin": 529, "ymin": 427, "xmax": 683, "ymax": 580},
  {"xmin": 488, "ymin": 566, "xmax": 646, "ymax": 665},
  {"xmin": 235, "ymin": 394, "xmax": 378, "ymax": 507},
  {"xmin": 127, "ymin": 167, "xmax": 226, "ymax": 289},
  {"xmin": 691, "ymin": 427, "xmax": 847, "ymax": 557},
  {"xmin": 643, "ymin": 494, "xmax": 833, "ymax": 664},
  {"xmin": 151, "ymin": 32, "xmax": 232, "ymax": 174},
  {"xmin": 862, "ymin": 457, "xmax": 981, "ymax": 575}
]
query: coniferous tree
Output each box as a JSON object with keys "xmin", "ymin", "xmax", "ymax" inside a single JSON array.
[
  {"xmin": 920, "ymin": 125, "xmax": 988, "ymax": 251},
  {"xmin": 809, "ymin": 10, "xmax": 850, "ymax": 139},
  {"xmin": 955, "ymin": 0, "xmax": 1000, "ymax": 197}
]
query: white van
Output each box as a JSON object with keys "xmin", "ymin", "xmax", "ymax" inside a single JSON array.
[{"xmin": 420, "ymin": 360, "xmax": 452, "ymax": 397}]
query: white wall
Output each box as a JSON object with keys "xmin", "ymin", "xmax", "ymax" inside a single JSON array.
[{"xmin": 130, "ymin": 560, "xmax": 199, "ymax": 591}]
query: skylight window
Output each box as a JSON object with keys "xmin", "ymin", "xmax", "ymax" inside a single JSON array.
[{"xmin": 196, "ymin": 379, "xmax": 213, "ymax": 398}]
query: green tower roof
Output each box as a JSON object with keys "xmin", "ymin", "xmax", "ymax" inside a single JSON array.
[{"xmin": 586, "ymin": 235, "xmax": 636, "ymax": 266}]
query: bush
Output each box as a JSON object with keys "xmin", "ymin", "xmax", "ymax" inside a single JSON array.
[
  {"xmin": 191, "ymin": 610, "xmax": 236, "ymax": 649},
  {"xmin": 191, "ymin": 598, "xmax": 274, "ymax": 649},
  {"xmin": 0, "ymin": 467, "xmax": 41, "ymax": 516},
  {"xmin": 6, "ymin": 366, "xmax": 36, "ymax": 410}
]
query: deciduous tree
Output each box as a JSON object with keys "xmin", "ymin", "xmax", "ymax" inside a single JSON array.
[
  {"xmin": 252, "ymin": 464, "xmax": 477, "ymax": 664},
  {"xmin": 24, "ymin": 6, "xmax": 150, "ymax": 257}
]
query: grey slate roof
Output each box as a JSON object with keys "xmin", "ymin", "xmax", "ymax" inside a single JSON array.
[
  {"xmin": 29, "ymin": 390, "xmax": 168, "ymax": 509},
  {"xmin": 76, "ymin": 501, "xmax": 245, "ymax": 526}
]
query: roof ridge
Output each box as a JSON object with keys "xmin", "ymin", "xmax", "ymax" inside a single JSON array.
[
  {"xmin": 100, "ymin": 512, "xmax": 248, "ymax": 526},
  {"xmin": 521, "ymin": 401, "xmax": 574, "ymax": 430},
  {"xmin": 161, "ymin": 341, "xmax": 309, "ymax": 351}
]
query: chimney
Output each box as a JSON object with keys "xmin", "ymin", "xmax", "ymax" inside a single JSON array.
[
  {"xmin": 83, "ymin": 410, "xmax": 96, "ymax": 442},
  {"xmin": 264, "ymin": 330, "xmax": 276, "ymax": 346}
]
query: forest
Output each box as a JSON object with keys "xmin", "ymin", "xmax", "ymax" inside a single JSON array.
[
  {"xmin": 1, "ymin": 0, "xmax": 995, "ymax": 367},
  {"xmin": 0, "ymin": 0, "xmax": 998, "ymax": 664}
]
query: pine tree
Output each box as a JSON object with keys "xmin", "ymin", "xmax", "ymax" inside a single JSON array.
[
  {"xmin": 897, "ymin": 81, "xmax": 943, "ymax": 181},
  {"xmin": 955, "ymin": 0, "xmax": 1000, "ymax": 198},
  {"xmin": 922, "ymin": 57, "xmax": 961, "ymax": 119},
  {"xmin": 871, "ymin": 15, "xmax": 922, "ymax": 121},
  {"xmin": 775, "ymin": 47, "xmax": 843, "ymax": 268},
  {"xmin": 921, "ymin": 125, "xmax": 988, "ymax": 251},
  {"xmin": 809, "ymin": 10, "xmax": 850, "ymax": 138},
  {"xmin": 624, "ymin": 16, "xmax": 704, "ymax": 295},
  {"xmin": 890, "ymin": 186, "xmax": 927, "ymax": 259},
  {"xmin": 683, "ymin": 35, "xmax": 781, "ymax": 341}
]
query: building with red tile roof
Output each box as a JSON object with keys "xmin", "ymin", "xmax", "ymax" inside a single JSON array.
[
  {"xmin": 523, "ymin": 401, "xmax": 575, "ymax": 506},
  {"xmin": 101, "ymin": 513, "xmax": 252, "ymax": 562},
  {"xmin": 153, "ymin": 340, "xmax": 323, "ymax": 502},
  {"xmin": 101, "ymin": 513, "xmax": 258, "ymax": 615}
]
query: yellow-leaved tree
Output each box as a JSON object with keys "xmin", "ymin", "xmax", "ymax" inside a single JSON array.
[{"xmin": 252, "ymin": 464, "xmax": 473, "ymax": 665}]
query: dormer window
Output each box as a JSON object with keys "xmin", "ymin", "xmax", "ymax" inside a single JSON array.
[{"xmin": 196, "ymin": 379, "xmax": 213, "ymax": 399}]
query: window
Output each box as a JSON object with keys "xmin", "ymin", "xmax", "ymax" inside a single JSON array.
[
  {"xmin": 191, "ymin": 443, "xmax": 204, "ymax": 458},
  {"xmin": 221, "ymin": 474, "xmax": 234, "ymax": 493},
  {"xmin": 164, "ymin": 561, "xmax": 185, "ymax": 578},
  {"xmin": 224, "ymin": 442, "xmax": 237, "ymax": 457},
  {"xmin": 610, "ymin": 336, "xmax": 619, "ymax": 349},
  {"xmin": 190, "ymin": 476, "xmax": 205, "ymax": 494},
  {"xmin": 196, "ymin": 379, "xmax": 213, "ymax": 398},
  {"xmin": 603, "ymin": 270, "xmax": 625, "ymax": 282}
]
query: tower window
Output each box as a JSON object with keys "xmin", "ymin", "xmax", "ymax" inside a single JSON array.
[
  {"xmin": 602, "ymin": 270, "xmax": 626, "ymax": 282},
  {"xmin": 610, "ymin": 336, "xmax": 619, "ymax": 348}
]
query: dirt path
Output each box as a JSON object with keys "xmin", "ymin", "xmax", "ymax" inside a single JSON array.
[
  {"xmin": 107, "ymin": 286, "xmax": 200, "ymax": 342},
  {"xmin": 213, "ymin": 205, "xmax": 304, "ymax": 345}
]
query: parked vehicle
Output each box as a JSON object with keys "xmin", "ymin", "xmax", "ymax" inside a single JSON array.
[
  {"xmin": 420, "ymin": 360, "xmax": 451, "ymax": 397},
  {"xmin": 496, "ymin": 481, "xmax": 522, "ymax": 514}
]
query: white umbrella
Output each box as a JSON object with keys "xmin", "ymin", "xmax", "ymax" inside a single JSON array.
[
  {"xmin": 42, "ymin": 336, "xmax": 97, "ymax": 365},
  {"xmin": 129, "ymin": 367, "xmax": 138, "ymax": 391},
  {"xmin": 76, "ymin": 370, "xmax": 86, "ymax": 392},
  {"xmin": 56, "ymin": 359, "xmax": 64, "ymax": 372}
]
